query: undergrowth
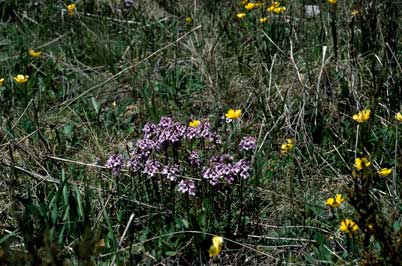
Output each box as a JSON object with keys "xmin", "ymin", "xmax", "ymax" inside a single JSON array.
[{"xmin": 0, "ymin": 0, "xmax": 401, "ymax": 265}]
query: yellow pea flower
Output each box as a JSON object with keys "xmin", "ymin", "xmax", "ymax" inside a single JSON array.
[
  {"xmin": 328, "ymin": 0, "xmax": 337, "ymax": 4},
  {"xmin": 189, "ymin": 119, "xmax": 201, "ymax": 128},
  {"xmin": 325, "ymin": 194, "xmax": 344, "ymax": 208},
  {"xmin": 208, "ymin": 236, "xmax": 223, "ymax": 257},
  {"xmin": 0, "ymin": 78, "xmax": 4, "ymax": 86},
  {"xmin": 185, "ymin": 17, "xmax": 193, "ymax": 23},
  {"xmin": 259, "ymin": 17, "xmax": 268, "ymax": 23},
  {"xmin": 351, "ymin": 10, "xmax": 361, "ymax": 16},
  {"xmin": 225, "ymin": 109, "xmax": 242, "ymax": 119},
  {"xmin": 244, "ymin": 3, "xmax": 256, "ymax": 10},
  {"xmin": 340, "ymin": 219, "xmax": 358, "ymax": 236},
  {"xmin": 236, "ymin": 12, "xmax": 247, "ymax": 19},
  {"xmin": 267, "ymin": 1, "xmax": 280, "ymax": 12},
  {"xmin": 28, "ymin": 49, "xmax": 42, "ymax": 57},
  {"xmin": 395, "ymin": 112, "xmax": 402, "ymax": 122},
  {"xmin": 354, "ymin": 157, "xmax": 371, "ymax": 171},
  {"xmin": 280, "ymin": 138, "xmax": 295, "ymax": 154},
  {"xmin": 67, "ymin": 4, "xmax": 76, "ymax": 16},
  {"xmin": 13, "ymin": 74, "xmax": 29, "ymax": 84},
  {"xmin": 273, "ymin": 6, "xmax": 286, "ymax": 13},
  {"xmin": 352, "ymin": 109, "xmax": 371, "ymax": 123},
  {"xmin": 378, "ymin": 168, "xmax": 392, "ymax": 177}
]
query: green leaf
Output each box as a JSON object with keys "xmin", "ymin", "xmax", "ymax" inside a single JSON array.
[
  {"xmin": 165, "ymin": 251, "xmax": 177, "ymax": 256},
  {"xmin": 91, "ymin": 96, "xmax": 99, "ymax": 114}
]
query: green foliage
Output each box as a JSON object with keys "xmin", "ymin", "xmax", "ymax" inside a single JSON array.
[{"xmin": 0, "ymin": 0, "xmax": 402, "ymax": 265}]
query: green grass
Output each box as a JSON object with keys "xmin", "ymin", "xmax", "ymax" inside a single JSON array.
[{"xmin": 1, "ymin": 0, "xmax": 402, "ymax": 265}]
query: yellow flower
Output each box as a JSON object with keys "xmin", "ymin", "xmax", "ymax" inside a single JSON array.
[
  {"xmin": 395, "ymin": 112, "xmax": 402, "ymax": 122},
  {"xmin": 225, "ymin": 109, "xmax": 242, "ymax": 119},
  {"xmin": 185, "ymin": 17, "xmax": 193, "ymax": 23},
  {"xmin": 67, "ymin": 4, "xmax": 76, "ymax": 16},
  {"xmin": 208, "ymin": 236, "xmax": 223, "ymax": 257},
  {"xmin": 240, "ymin": 0, "xmax": 248, "ymax": 5},
  {"xmin": 28, "ymin": 49, "xmax": 42, "ymax": 57},
  {"xmin": 378, "ymin": 168, "xmax": 392, "ymax": 177},
  {"xmin": 273, "ymin": 6, "xmax": 286, "ymax": 13},
  {"xmin": 325, "ymin": 194, "xmax": 344, "ymax": 208},
  {"xmin": 189, "ymin": 119, "xmax": 201, "ymax": 128},
  {"xmin": 280, "ymin": 138, "xmax": 295, "ymax": 154},
  {"xmin": 328, "ymin": 0, "xmax": 337, "ymax": 4},
  {"xmin": 244, "ymin": 2, "xmax": 256, "ymax": 10},
  {"xmin": 354, "ymin": 157, "xmax": 371, "ymax": 171},
  {"xmin": 340, "ymin": 219, "xmax": 358, "ymax": 235},
  {"xmin": 267, "ymin": 1, "xmax": 280, "ymax": 12},
  {"xmin": 352, "ymin": 109, "xmax": 371, "ymax": 123},
  {"xmin": 259, "ymin": 17, "xmax": 268, "ymax": 23},
  {"xmin": 236, "ymin": 12, "xmax": 247, "ymax": 19},
  {"xmin": 13, "ymin": 74, "xmax": 29, "ymax": 84},
  {"xmin": 0, "ymin": 78, "xmax": 4, "ymax": 86},
  {"xmin": 351, "ymin": 10, "xmax": 361, "ymax": 16}
]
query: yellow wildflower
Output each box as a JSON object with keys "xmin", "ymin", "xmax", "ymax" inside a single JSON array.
[
  {"xmin": 378, "ymin": 168, "xmax": 392, "ymax": 177},
  {"xmin": 328, "ymin": 0, "xmax": 337, "ymax": 4},
  {"xmin": 267, "ymin": 1, "xmax": 280, "ymax": 12},
  {"xmin": 67, "ymin": 4, "xmax": 76, "ymax": 16},
  {"xmin": 225, "ymin": 109, "xmax": 242, "ymax": 119},
  {"xmin": 354, "ymin": 157, "xmax": 371, "ymax": 171},
  {"xmin": 0, "ymin": 78, "xmax": 4, "ymax": 86},
  {"xmin": 244, "ymin": 2, "xmax": 256, "ymax": 10},
  {"xmin": 325, "ymin": 194, "xmax": 344, "ymax": 208},
  {"xmin": 273, "ymin": 6, "xmax": 286, "ymax": 13},
  {"xmin": 13, "ymin": 74, "xmax": 29, "ymax": 84},
  {"xmin": 352, "ymin": 109, "xmax": 371, "ymax": 123},
  {"xmin": 208, "ymin": 236, "xmax": 223, "ymax": 257},
  {"xmin": 340, "ymin": 219, "xmax": 358, "ymax": 236},
  {"xmin": 351, "ymin": 10, "xmax": 361, "ymax": 16},
  {"xmin": 281, "ymin": 138, "xmax": 295, "ymax": 154},
  {"xmin": 395, "ymin": 112, "xmax": 402, "ymax": 122},
  {"xmin": 185, "ymin": 17, "xmax": 193, "ymax": 23},
  {"xmin": 240, "ymin": 0, "xmax": 248, "ymax": 5},
  {"xmin": 189, "ymin": 119, "xmax": 201, "ymax": 128},
  {"xmin": 28, "ymin": 49, "xmax": 42, "ymax": 57},
  {"xmin": 259, "ymin": 17, "xmax": 268, "ymax": 23},
  {"xmin": 236, "ymin": 13, "xmax": 247, "ymax": 19}
]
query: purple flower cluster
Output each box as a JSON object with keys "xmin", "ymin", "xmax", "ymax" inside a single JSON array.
[
  {"xmin": 104, "ymin": 116, "xmax": 254, "ymax": 197},
  {"xmin": 162, "ymin": 164, "xmax": 180, "ymax": 181},
  {"xmin": 127, "ymin": 155, "xmax": 141, "ymax": 172},
  {"xmin": 189, "ymin": 151, "xmax": 200, "ymax": 166},
  {"xmin": 239, "ymin": 136, "xmax": 257, "ymax": 151},
  {"xmin": 178, "ymin": 179, "xmax": 196, "ymax": 196},
  {"xmin": 143, "ymin": 159, "xmax": 161, "ymax": 177},
  {"xmin": 202, "ymin": 155, "xmax": 251, "ymax": 185},
  {"xmin": 105, "ymin": 154, "xmax": 124, "ymax": 176}
]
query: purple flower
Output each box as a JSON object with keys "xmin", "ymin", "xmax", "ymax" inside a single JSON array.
[
  {"xmin": 189, "ymin": 151, "xmax": 200, "ymax": 166},
  {"xmin": 161, "ymin": 164, "xmax": 180, "ymax": 181},
  {"xmin": 202, "ymin": 156, "xmax": 251, "ymax": 184},
  {"xmin": 200, "ymin": 121, "xmax": 211, "ymax": 138},
  {"xmin": 143, "ymin": 122, "xmax": 159, "ymax": 139},
  {"xmin": 136, "ymin": 138, "xmax": 159, "ymax": 157},
  {"xmin": 178, "ymin": 179, "xmax": 196, "ymax": 196},
  {"xmin": 127, "ymin": 155, "xmax": 141, "ymax": 172},
  {"xmin": 105, "ymin": 154, "xmax": 124, "ymax": 176},
  {"xmin": 239, "ymin": 136, "xmax": 257, "ymax": 151},
  {"xmin": 186, "ymin": 126, "xmax": 202, "ymax": 140},
  {"xmin": 202, "ymin": 167, "xmax": 220, "ymax": 185},
  {"xmin": 143, "ymin": 159, "xmax": 161, "ymax": 177},
  {"xmin": 235, "ymin": 159, "xmax": 251, "ymax": 179}
]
